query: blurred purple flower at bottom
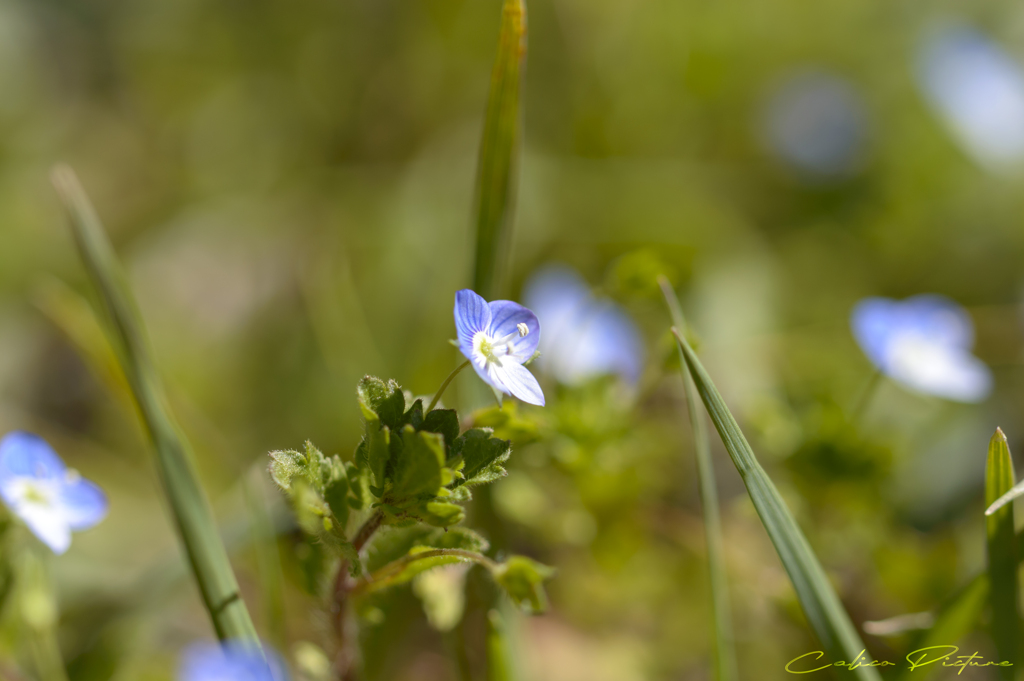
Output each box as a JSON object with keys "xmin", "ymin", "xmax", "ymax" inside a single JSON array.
[
  {"xmin": 179, "ymin": 641, "xmax": 287, "ymax": 681},
  {"xmin": 851, "ymin": 295, "xmax": 991, "ymax": 403},
  {"xmin": 523, "ymin": 265, "xmax": 644, "ymax": 386},
  {"xmin": 0, "ymin": 432, "xmax": 107, "ymax": 555}
]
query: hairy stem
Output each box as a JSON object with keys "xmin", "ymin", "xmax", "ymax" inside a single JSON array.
[
  {"xmin": 331, "ymin": 511, "xmax": 385, "ymax": 681},
  {"xmin": 428, "ymin": 360, "xmax": 471, "ymax": 413}
]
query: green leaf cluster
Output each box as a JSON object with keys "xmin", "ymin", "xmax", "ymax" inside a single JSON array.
[{"xmin": 354, "ymin": 376, "xmax": 513, "ymax": 528}]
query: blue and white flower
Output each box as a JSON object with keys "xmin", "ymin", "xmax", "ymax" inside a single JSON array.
[
  {"xmin": 917, "ymin": 24, "xmax": 1024, "ymax": 171},
  {"xmin": 851, "ymin": 295, "xmax": 992, "ymax": 403},
  {"xmin": 0, "ymin": 431, "xmax": 108, "ymax": 554},
  {"xmin": 179, "ymin": 641, "xmax": 287, "ymax": 681},
  {"xmin": 523, "ymin": 265, "xmax": 644, "ymax": 386},
  {"xmin": 454, "ymin": 289, "xmax": 544, "ymax": 406}
]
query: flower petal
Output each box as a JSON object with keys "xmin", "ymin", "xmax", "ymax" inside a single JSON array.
[
  {"xmin": 18, "ymin": 502, "xmax": 72, "ymax": 555},
  {"xmin": 454, "ymin": 290, "xmax": 492, "ymax": 360},
  {"xmin": 0, "ymin": 432, "xmax": 66, "ymax": 484},
  {"xmin": 59, "ymin": 476, "xmax": 108, "ymax": 531},
  {"xmin": 491, "ymin": 362, "xmax": 545, "ymax": 406},
  {"xmin": 487, "ymin": 300, "xmax": 540, "ymax": 361},
  {"xmin": 850, "ymin": 297, "xmax": 899, "ymax": 369},
  {"xmin": 563, "ymin": 301, "xmax": 645, "ymax": 385},
  {"xmin": 886, "ymin": 335, "xmax": 992, "ymax": 403},
  {"xmin": 179, "ymin": 640, "xmax": 287, "ymax": 681}
]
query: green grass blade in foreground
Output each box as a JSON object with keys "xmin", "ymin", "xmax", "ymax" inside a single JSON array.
[
  {"xmin": 659, "ymin": 278, "xmax": 737, "ymax": 681},
  {"xmin": 471, "ymin": 0, "xmax": 526, "ymax": 299},
  {"xmin": 672, "ymin": 329, "xmax": 881, "ymax": 680},
  {"xmin": 985, "ymin": 429, "xmax": 1018, "ymax": 678},
  {"xmin": 51, "ymin": 165, "xmax": 260, "ymax": 644}
]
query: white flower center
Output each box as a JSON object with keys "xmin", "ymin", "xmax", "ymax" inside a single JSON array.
[{"xmin": 473, "ymin": 324, "xmax": 529, "ymax": 364}]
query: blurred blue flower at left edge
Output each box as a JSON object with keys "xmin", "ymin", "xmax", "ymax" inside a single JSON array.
[
  {"xmin": 761, "ymin": 68, "xmax": 870, "ymax": 179},
  {"xmin": 522, "ymin": 265, "xmax": 644, "ymax": 387},
  {"xmin": 917, "ymin": 24, "xmax": 1024, "ymax": 172},
  {"xmin": 179, "ymin": 641, "xmax": 288, "ymax": 681},
  {"xmin": 851, "ymin": 295, "xmax": 992, "ymax": 403},
  {"xmin": 0, "ymin": 431, "xmax": 108, "ymax": 555}
]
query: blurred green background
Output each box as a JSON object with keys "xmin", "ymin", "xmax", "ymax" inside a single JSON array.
[{"xmin": 2, "ymin": 0, "xmax": 1024, "ymax": 678}]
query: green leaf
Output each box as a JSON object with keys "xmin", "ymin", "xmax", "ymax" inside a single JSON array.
[
  {"xmin": 491, "ymin": 556, "xmax": 554, "ymax": 615},
  {"xmin": 471, "ymin": 0, "xmax": 527, "ymax": 298},
  {"xmin": 389, "ymin": 427, "xmax": 446, "ymax": 501},
  {"xmin": 422, "ymin": 502, "xmax": 466, "ymax": 528},
  {"xmin": 986, "ymin": 428, "xmax": 1018, "ymax": 678},
  {"xmin": 269, "ymin": 442, "xmax": 350, "ymax": 530},
  {"xmin": 422, "ymin": 409, "xmax": 461, "ymax": 455},
  {"xmin": 660, "ymin": 278, "xmax": 737, "ymax": 681},
  {"xmin": 450, "ymin": 429, "xmax": 511, "ymax": 488},
  {"xmin": 51, "ymin": 165, "xmax": 259, "ymax": 644},
  {"xmin": 358, "ymin": 376, "xmax": 406, "ymax": 430},
  {"xmin": 672, "ymin": 329, "xmax": 881, "ymax": 680},
  {"xmin": 365, "ymin": 424, "xmax": 391, "ymax": 489}
]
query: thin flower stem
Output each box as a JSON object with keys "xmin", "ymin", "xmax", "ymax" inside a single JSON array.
[
  {"xmin": 428, "ymin": 360, "xmax": 471, "ymax": 412},
  {"xmin": 350, "ymin": 549, "xmax": 498, "ymax": 598}
]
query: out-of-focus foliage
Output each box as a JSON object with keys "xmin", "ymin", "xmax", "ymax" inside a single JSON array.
[{"xmin": 0, "ymin": 0, "xmax": 1021, "ymax": 679}]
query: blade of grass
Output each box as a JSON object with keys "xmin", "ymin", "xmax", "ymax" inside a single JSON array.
[
  {"xmin": 51, "ymin": 165, "xmax": 259, "ymax": 644},
  {"xmin": 985, "ymin": 428, "xmax": 1018, "ymax": 678},
  {"xmin": 659, "ymin": 278, "xmax": 737, "ymax": 681},
  {"xmin": 672, "ymin": 328, "xmax": 882, "ymax": 680},
  {"xmin": 471, "ymin": 0, "xmax": 526, "ymax": 300}
]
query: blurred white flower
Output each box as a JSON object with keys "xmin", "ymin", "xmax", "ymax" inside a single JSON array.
[
  {"xmin": 522, "ymin": 265, "xmax": 644, "ymax": 386},
  {"xmin": 762, "ymin": 69, "xmax": 869, "ymax": 178},
  {"xmin": 917, "ymin": 24, "xmax": 1024, "ymax": 171},
  {"xmin": 850, "ymin": 295, "xmax": 992, "ymax": 403}
]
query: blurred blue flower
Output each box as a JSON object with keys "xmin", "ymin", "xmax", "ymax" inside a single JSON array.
[
  {"xmin": 763, "ymin": 69, "xmax": 869, "ymax": 178},
  {"xmin": 917, "ymin": 25, "xmax": 1024, "ymax": 170},
  {"xmin": 454, "ymin": 289, "xmax": 544, "ymax": 406},
  {"xmin": 523, "ymin": 265, "xmax": 644, "ymax": 386},
  {"xmin": 179, "ymin": 641, "xmax": 287, "ymax": 681},
  {"xmin": 851, "ymin": 295, "xmax": 992, "ymax": 403},
  {"xmin": 0, "ymin": 432, "xmax": 107, "ymax": 554}
]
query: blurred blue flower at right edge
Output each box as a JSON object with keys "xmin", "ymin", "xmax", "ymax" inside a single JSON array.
[
  {"xmin": 916, "ymin": 23, "xmax": 1024, "ymax": 171},
  {"xmin": 851, "ymin": 295, "xmax": 992, "ymax": 403},
  {"xmin": 179, "ymin": 641, "xmax": 288, "ymax": 681},
  {"xmin": 522, "ymin": 265, "xmax": 644, "ymax": 387}
]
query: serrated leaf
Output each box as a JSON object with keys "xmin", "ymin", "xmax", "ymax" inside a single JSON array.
[
  {"xmin": 986, "ymin": 428, "xmax": 1018, "ymax": 677},
  {"xmin": 366, "ymin": 424, "xmax": 391, "ymax": 489},
  {"xmin": 268, "ymin": 449, "xmax": 304, "ymax": 492},
  {"xmin": 324, "ymin": 475, "xmax": 350, "ymax": 530},
  {"xmin": 422, "ymin": 409, "xmax": 461, "ymax": 455},
  {"xmin": 346, "ymin": 461, "xmax": 372, "ymax": 511},
  {"xmin": 358, "ymin": 376, "xmax": 406, "ymax": 430},
  {"xmin": 403, "ymin": 399, "xmax": 424, "ymax": 431},
  {"xmin": 491, "ymin": 556, "xmax": 554, "ymax": 614},
  {"xmin": 389, "ymin": 427, "xmax": 446, "ymax": 501},
  {"xmin": 451, "ymin": 429, "xmax": 511, "ymax": 488}
]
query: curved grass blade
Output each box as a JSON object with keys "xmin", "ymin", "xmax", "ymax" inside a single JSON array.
[
  {"xmin": 659, "ymin": 278, "xmax": 737, "ymax": 681},
  {"xmin": 672, "ymin": 329, "xmax": 882, "ymax": 680},
  {"xmin": 471, "ymin": 0, "xmax": 526, "ymax": 299},
  {"xmin": 985, "ymin": 428, "xmax": 1018, "ymax": 678},
  {"xmin": 51, "ymin": 165, "xmax": 260, "ymax": 644},
  {"xmin": 985, "ymin": 479, "xmax": 1024, "ymax": 517}
]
